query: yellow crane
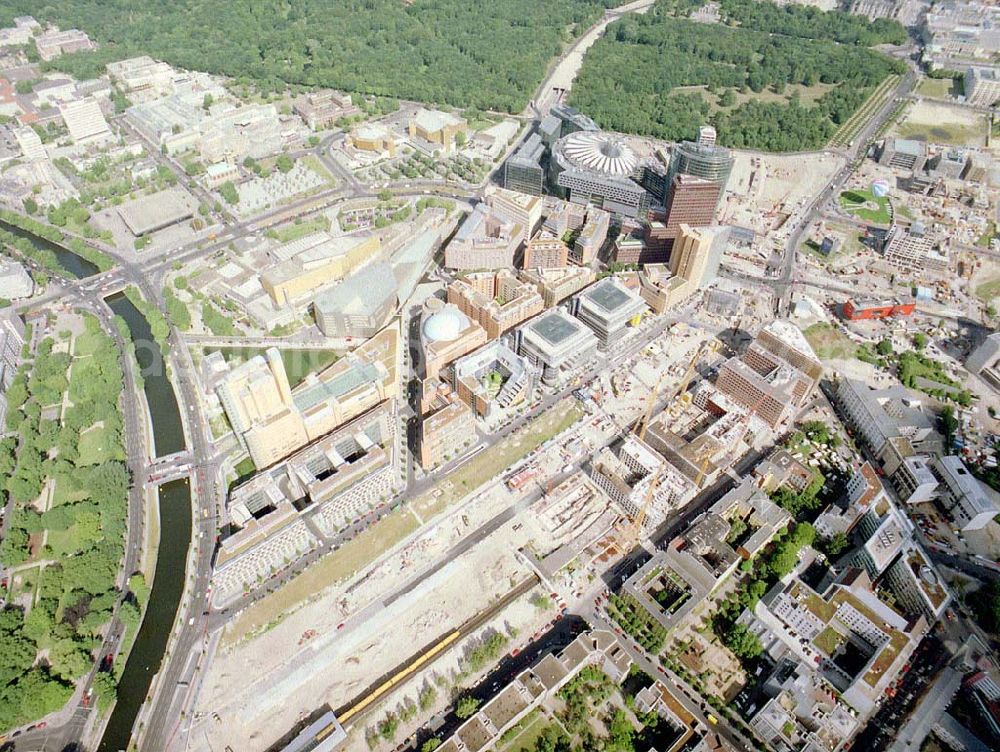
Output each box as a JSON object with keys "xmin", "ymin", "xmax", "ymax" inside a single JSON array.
[
  {"xmin": 694, "ymin": 455, "xmax": 713, "ymax": 488},
  {"xmin": 633, "ymin": 339, "xmax": 717, "ymax": 442},
  {"xmin": 633, "ymin": 370, "xmax": 670, "ymax": 442},
  {"xmin": 618, "ymin": 338, "xmax": 722, "ymax": 550},
  {"xmin": 620, "ymin": 473, "xmax": 661, "ymax": 551}
]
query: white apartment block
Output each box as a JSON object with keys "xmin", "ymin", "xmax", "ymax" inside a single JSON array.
[
  {"xmin": 59, "ymin": 98, "xmax": 114, "ymax": 146},
  {"xmin": 965, "ymin": 66, "xmax": 1000, "ymax": 107},
  {"xmin": 934, "ymin": 455, "xmax": 999, "ymax": 530}
]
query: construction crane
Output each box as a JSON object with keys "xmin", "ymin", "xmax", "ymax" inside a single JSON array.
[
  {"xmin": 694, "ymin": 455, "xmax": 713, "ymax": 488},
  {"xmin": 633, "ymin": 370, "xmax": 671, "ymax": 442},
  {"xmin": 620, "ymin": 474, "xmax": 661, "ymax": 552},
  {"xmin": 694, "ymin": 394, "xmax": 766, "ymax": 488},
  {"xmin": 618, "ymin": 338, "xmax": 721, "ymax": 549},
  {"xmin": 633, "ymin": 339, "xmax": 717, "ymax": 442}
]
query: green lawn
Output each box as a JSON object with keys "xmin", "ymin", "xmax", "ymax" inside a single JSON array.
[
  {"xmin": 45, "ymin": 518, "xmax": 102, "ymax": 558},
  {"xmin": 977, "ymin": 221, "xmax": 996, "ymax": 248},
  {"xmin": 269, "ymin": 215, "xmax": 331, "ymax": 243},
  {"xmin": 499, "ymin": 713, "xmax": 548, "ymax": 752},
  {"xmin": 282, "ymin": 350, "xmax": 340, "ymax": 386},
  {"xmin": 839, "ymin": 189, "xmax": 892, "ymax": 225},
  {"xmin": 896, "ymin": 117, "xmax": 987, "ymax": 147},
  {"xmin": 77, "ymin": 422, "xmax": 125, "ymax": 465},
  {"xmin": 813, "ymin": 626, "xmax": 845, "ymax": 655},
  {"xmin": 803, "ymin": 323, "xmax": 857, "ymax": 360},
  {"xmin": 976, "ymin": 277, "xmax": 1000, "ymax": 301},
  {"xmin": 50, "ymin": 472, "xmax": 90, "ymax": 508},
  {"xmin": 300, "ymin": 155, "xmax": 336, "ymax": 186},
  {"xmin": 73, "ymin": 326, "xmax": 106, "ymax": 357},
  {"xmin": 234, "ymin": 457, "xmax": 256, "ymax": 479},
  {"xmin": 915, "ymin": 77, "xmax": 956, "ymax": 99}
]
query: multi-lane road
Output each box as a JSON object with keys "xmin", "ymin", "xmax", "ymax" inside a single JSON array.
[
  {"xmin": 768, "ymin": 66, "xmax": 919, "ymax": 315},
  {"xmin": 6, "ymin": 15, "xmax": 925, "ymax": 752}
]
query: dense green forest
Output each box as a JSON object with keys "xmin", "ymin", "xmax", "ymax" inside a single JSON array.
[
  {"xmin": 718, "ymin": 0, "xmax": 907, "ymax": 46},
  {"xmin": 569, "ymin": 0, "xmax": 907, "ymax": 151},
  {"xmin": 0, "ymin": 0, "xmax": 619, "ymax": 111},
  {"xmin": 0, "ymin": 316, "xmax": 135, "ymax": 730}
]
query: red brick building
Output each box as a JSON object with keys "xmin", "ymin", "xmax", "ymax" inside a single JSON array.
[{"xmin": 842, "ymin": 298, "xmax": 916, "ymax": 320}]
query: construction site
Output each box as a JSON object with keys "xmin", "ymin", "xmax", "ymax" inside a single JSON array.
[{"xmin": 183, "ymin": 312, "xmax": 780, "ymax": 752}]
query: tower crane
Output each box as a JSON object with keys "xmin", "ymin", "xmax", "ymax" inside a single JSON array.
[
  {"xmin": 633, "ymin": 338, "xmax": 718, "ymax": 442},
  {"xmin": 693, "ymin": 393, "xmax": 767, "ymax": 487},
  {"xmin": 620, "ymin": 474, "xmax": 661, "ymax": 552},
  {"xmin": 619, "ymin": 338, "xmax": 721, "ymax": 549}
]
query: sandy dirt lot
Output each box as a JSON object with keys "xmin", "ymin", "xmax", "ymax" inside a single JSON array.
[
  {"xmin": 195, "ymin": 536, "xmax": 527, "ymax": 751},
  {"xmin": 190, "ymin": 418, "xmax": 605, "ymax": 751},
  {"xmin": 893, "ymin": 100, "xmax": 989, "ymax": 147},
  {"xmin": 722, "ymin": 151, "xmax": 844, "ymax": 231}
]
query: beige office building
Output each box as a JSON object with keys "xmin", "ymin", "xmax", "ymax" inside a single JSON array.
[
  {"xmin": 261, "ymin": 233, "xmax": 381, "ymax": 306},
  {"xmin": 217, "ymin": 328, "xmax": 399, "ymax": 467},
  {"xmin": 636, "ymin": 224, "xmax": 719, "ymax": 313},
  {"xmin": 521, "ymin": 267, "xmax": 595, "ymax": 308},
  {"xmin": 488, "ymin": 188, "xmax": 543, "ymax": 243},
  {"xmin": 523, "ymin": 236, "xmax": 569, "ymax": 269},
  {"xmin": 420, "ymin": 396, "xmax": 475, "ymax": 469},
  {"xmin": 448, "ymin": 271, "xmax": 544, "ymax": 339}
]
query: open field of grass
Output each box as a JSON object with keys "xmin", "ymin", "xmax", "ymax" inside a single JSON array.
[
  {"xmin": 73, "ymin": 325, "xmax": 106, "ymax": 357},
  {"xmin": 77, "ymin": 421, "xmax": 125, "ymax": 465},
  {"xmin": 202, "ymin": 346, "xmax": 340, "ymax": 388},
  {"xmin": 897, "ymin": 120, "xmax": 985, "ymax": 146},
  {"xmin": 976, "ymin": 277, "xmax": 1000, "ymax": 302},
  {"xmin": 839, "ymin": 188, "xmax": 892, "ymax": 225},
  {"xmin": 804, "ymin": 323, "xmax": 857, "ymax": 360},
  {"xmin": 813, "ymin": 626, "xmax": 846, "ymax": 655},
  {"xmin": 50, "ymin": 472, "xmax": 90, "ymax": 508},
  {"xmin": 915, "ymin": 77, "xmax": 957, "ymax": 99},
  {"xmin": 223, "ymin": 507, "xmax": 420, "ymax": 647},
  {"xmin": 893, "ymin": 99, "xmax": 988, "ymax": 147},
  {"xmin": 268, "ymin": 215, "xmax": 330, "ymax": 243},
  {"xmin": 413, "ymin": 399, "xmax": 584, "ymax": 521},
  {"xmin": 300, "ymin": 155, "xmax": 336, "ymax": 186},
  {"xmin": 499, "ymin": 712, "xmax": 548, "ymax": 752},
  {"xmin": 141, "ymin": 491, "xmax": 160, "ymax": 580}
]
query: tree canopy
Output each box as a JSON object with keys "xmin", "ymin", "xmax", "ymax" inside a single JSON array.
[
  {"xmin": 568, "ymin": 0, "xmax": 906, "ymax": 151},
  {"xmin": 0, "ymin": 316, "xmax": 134, "ymax": 733},
  {"xmin": 6, "ymin": 0, "xmax": 621, "ymax": 112}
]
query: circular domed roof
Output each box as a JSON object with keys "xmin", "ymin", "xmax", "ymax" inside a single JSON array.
[
  {"xmin": 559, "ymin": 131, "xmax": 637, "ymax": 176},
  {"xmin": 422, "ymin": 305, "xmax": 470, "ymax": 342}
]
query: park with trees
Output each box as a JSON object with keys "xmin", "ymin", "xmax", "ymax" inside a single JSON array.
[
  {"xmin": 0, "ymin": 315, "xmax": 137, "ymax": 731},
  {"xmin": 5, "ymin": 0, "xmax": 620, "ymax": 112},
  {"xmin": 712, "ymin": 522, "xmax": 816, "ymax": 666},
  {"xmin": 568, "ymin": 0, "xmax": 907, "ymax": 150}
]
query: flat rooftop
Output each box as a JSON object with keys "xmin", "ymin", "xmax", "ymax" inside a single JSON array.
[
  {"xmin": 292, "ymin": 362, "xmax": 380, "ymax": 412},
  {"xmin": 529, "ymin": 310, "xmax": 583, "ymax": 346},
  {"xmin": 117, "ymin": 188, "xmax": 194, "ymax": 236},
  {"xmin": 583, "ymin": 279, "xmax": 631, "ymax": 313}
]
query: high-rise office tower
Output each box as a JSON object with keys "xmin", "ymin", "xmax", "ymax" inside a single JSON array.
[
  {"xmin": 669, "ymin": 224, "xmax": 715, "ymax": 285},
  {"xmin": 663, "ymin": 174, "xmax": 719, "ymax": 239},
  {"xmin": 668, "ymin": 140, "xmax": 734, "ymax": 208}
]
